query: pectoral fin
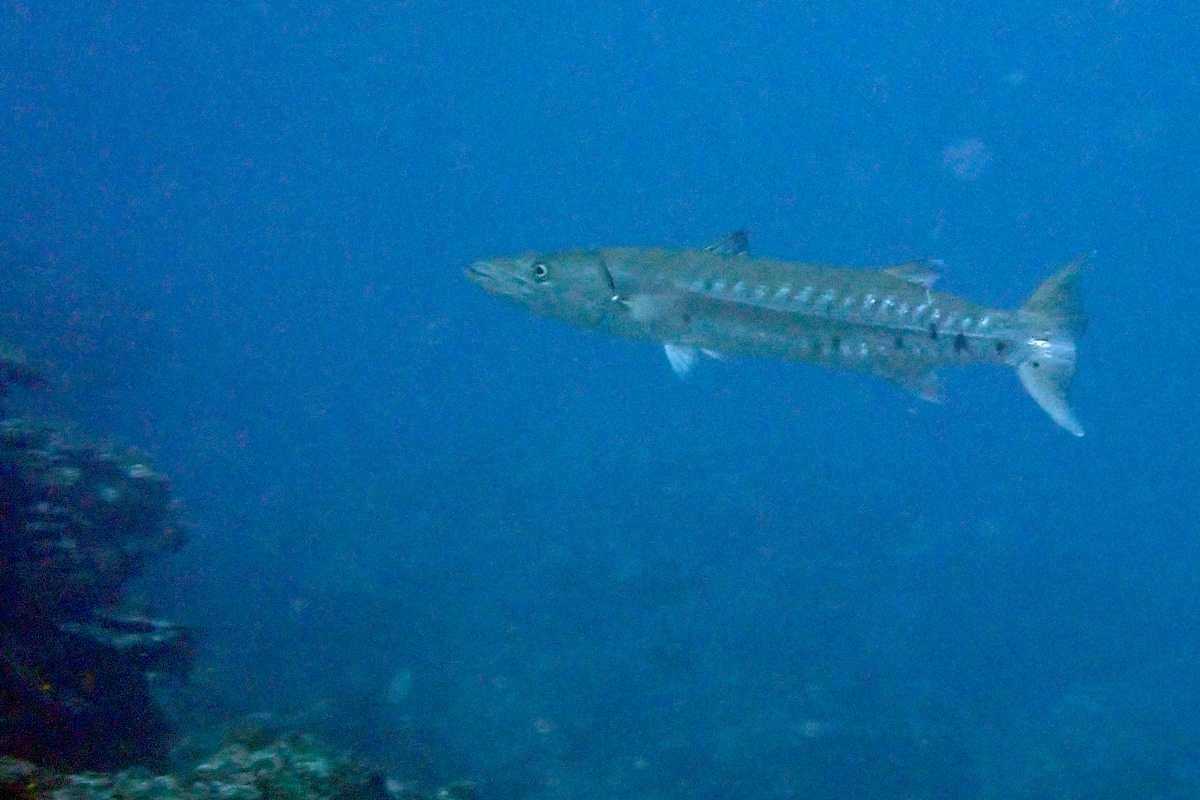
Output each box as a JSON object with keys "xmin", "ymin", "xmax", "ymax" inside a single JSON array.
[{"xmin": 664, "ymin": 344, "xmax": 699, "ymax": 377}]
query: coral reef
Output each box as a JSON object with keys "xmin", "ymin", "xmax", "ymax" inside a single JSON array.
[
  {"xmin": 0, "ymin": 421, "xmax": 188, "ymax": 618},
  {"xmin": 0, "ymin": 735, "xmax": 393, "ymax": 800},
  {"xmin": 0, "ymin": 343, "xmax": 193, "ymax": 770},
  {"xmin": 0, "ymin": 343, "xmax": 458, "ymax": 796}
]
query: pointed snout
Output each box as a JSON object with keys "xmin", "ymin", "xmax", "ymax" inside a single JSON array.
[
  {"xmin": 465, "ymin": 258, "xmax": 528, "ymax": 301},
  {"xmin": 464, "ymin": 260, "xmax": 494, "ymax": 284}
]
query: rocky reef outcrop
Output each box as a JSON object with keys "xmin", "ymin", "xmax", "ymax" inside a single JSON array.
[{"xmin": 0, "ymin": 344, "xmax": 193, "ymax": 770}]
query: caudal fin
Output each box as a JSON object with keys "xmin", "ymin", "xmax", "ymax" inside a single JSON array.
[{"xmin": 1016, "ymin": 255, "xmax": 1088, "ymax": 436}]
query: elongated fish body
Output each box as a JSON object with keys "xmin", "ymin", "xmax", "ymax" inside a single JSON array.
[{"xmin": 466, "ymin": 233, "xmax": 1087, "ymax": 435}]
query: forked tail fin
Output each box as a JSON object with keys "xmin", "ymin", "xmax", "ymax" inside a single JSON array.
[{"xmin": 1016, "ymin": 255, "xmax": 1088, "ymax": 436}]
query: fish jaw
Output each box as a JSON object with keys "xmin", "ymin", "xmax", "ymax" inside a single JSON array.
[{"xmin": 465, "ymin": 259, "xmax": 534, "ymax": 303}]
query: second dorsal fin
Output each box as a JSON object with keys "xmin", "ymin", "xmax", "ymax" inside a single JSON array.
[{"xmin": 883, "ymin": 259, "xmax": 943, "ymax": 289}]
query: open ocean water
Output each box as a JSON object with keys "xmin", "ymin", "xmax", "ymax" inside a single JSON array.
[{"xmin": 2, "ymin": 2, "xmax": 1199, "ymax": 798}]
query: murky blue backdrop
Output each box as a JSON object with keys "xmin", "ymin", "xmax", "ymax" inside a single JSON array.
[{"xmin": 3, "ymin": 2, "xmax": 1200, "ymax": 797}]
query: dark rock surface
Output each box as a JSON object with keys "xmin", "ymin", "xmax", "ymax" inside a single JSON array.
[{"xmin": 0, "ymin": 347, "xmax": 193, "ymax": 770}]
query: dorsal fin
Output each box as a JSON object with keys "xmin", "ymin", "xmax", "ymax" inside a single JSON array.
[
  {"xmin": 703, "ymin": 230, "xmax": 751, "ymax": 257},
  {"xmin": 883, "ymin": 259, "xmax": 943, "ymax": 289}
]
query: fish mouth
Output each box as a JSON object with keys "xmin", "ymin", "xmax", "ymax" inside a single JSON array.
[
  {"xmin": 464, "ymin": 261, "xmax": 494, "ymax": 283},
  {"xmin": 465, "ymin": 260, "xmax": 525, "ymax": 298}
]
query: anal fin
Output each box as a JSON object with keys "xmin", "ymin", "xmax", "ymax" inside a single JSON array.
[{"xmin": 889, "ymin": 369, "xmax": 945, "ymax": 404}]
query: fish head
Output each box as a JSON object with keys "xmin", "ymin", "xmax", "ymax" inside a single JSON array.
[{"xmin": 465, "ymin": 250, "xmax": 616, "ymax": 325}]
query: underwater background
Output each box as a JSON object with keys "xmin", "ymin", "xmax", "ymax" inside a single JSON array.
[{"xmin": 3, "ymin": 1, "xmax": 1200, "ymax": 797}]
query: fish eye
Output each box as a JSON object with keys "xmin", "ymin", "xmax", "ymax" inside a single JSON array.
[{"xmin": 531, "ymin": 261, "xmax": 549, "ymax": 282}]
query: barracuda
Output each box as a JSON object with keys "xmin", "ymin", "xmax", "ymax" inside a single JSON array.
[{"xmin": 466, "ymin": 232, "xmax": 1088, "ymax": 436}]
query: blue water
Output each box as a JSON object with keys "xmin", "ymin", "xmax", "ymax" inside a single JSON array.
[{"xmin": 3, "ymin": 2, "xmax": 1200, "ymax": 797}]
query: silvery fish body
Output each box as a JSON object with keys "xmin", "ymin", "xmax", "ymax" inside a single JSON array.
[{"xmin": 466, "ymin": 233, "xmax": 1087, "ymax": 435}]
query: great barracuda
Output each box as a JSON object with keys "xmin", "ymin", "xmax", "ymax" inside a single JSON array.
[{"xmin": 466, "ymin": 232, "xmax": 1088, "ymax": 436}]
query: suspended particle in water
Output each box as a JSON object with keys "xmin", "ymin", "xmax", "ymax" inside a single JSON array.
[
  {"xmin": 1002, "ymin": 69, "xmax": 1027, "ymax": 87},
  {"xmin": 941, "ymin": 138, "xmax": 991, "ymax": 180}
]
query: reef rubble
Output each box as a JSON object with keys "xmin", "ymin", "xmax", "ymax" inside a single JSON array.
[{"xmin": 0, "ymin": 734, "xmax": 393, "ymax": 800}]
